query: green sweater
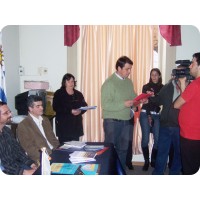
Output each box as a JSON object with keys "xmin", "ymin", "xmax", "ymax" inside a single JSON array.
[{"xmin": 101, "ymin": 73, "xmax": 136, "ymax": 120}]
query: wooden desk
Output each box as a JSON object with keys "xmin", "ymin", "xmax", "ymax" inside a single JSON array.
[{"xmin": 34, "ymin": 142, "xmax": 126, "ymax": 175}]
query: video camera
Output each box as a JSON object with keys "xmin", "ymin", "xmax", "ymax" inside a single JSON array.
[{"xmin": 171, "ymin": 60, "xmax": 194, "ymax": 80}]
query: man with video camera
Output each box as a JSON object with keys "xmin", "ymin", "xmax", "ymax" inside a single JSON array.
[
  {"xmin": 174, "ymin": 52, "xmax": 200, "ymax": 175},
  {"xmin": 151, "ymin": 59, "xmax": 192, "ymax": 175}
]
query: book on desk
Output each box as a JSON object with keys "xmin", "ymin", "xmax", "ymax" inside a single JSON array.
[
  {"xmin": 59, "ymin": 141, "xmax": 86, "ymax": 150},
  {"xmin": 51, "ymin": 163, "xmax": 100, "ymax": 175},
  {"xmin": 69, "ymin": 151, "xmax": 97, "ymax": 163}
]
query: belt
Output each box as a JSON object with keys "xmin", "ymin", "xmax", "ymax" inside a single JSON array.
[
  {"xmin": 141, "ymin": 109, "xmax": 159, "ymax": 115},
  {"xmin": 112, "ymin": 119, "xmax": 124, "ymax": 122},
  {"xmin": 109, "ymin": 119, "xmax": 127, "ymax": 122}
]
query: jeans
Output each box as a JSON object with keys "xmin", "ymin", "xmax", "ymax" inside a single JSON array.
[
  {"xmin": 103, "ymin": 119, "xmax": 131, "ymax": 170},
  {"xmin": 140, "ymin": 112, "xmax": 160, "ymax": 149},
  {"xmin": 152, "ymin": 127, "xmax": 182, "ymax": 175}
]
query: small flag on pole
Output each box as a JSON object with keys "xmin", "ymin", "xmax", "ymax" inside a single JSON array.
[
  {"xmin": 0, "ymin": 32, "xmax": 7, "ymax": 103},
  {"xmin": 41, "ymin": 147, "xmax": 51, "ymax": 175}
]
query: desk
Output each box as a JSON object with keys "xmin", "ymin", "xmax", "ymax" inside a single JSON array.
[{"xmin": 34, "ymin": 142, "xmax": 126, "ymax": 175}]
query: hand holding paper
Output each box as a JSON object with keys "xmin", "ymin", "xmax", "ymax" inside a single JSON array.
[{"xmin": 79, "ymin": 106, "xmax": 97, "ymax": 111}]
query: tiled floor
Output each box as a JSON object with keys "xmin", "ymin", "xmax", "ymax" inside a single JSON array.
[
  {"xmin": 126, "ymin": 162, "xmax": 153, "ymax": 175},
  {"xmin": 125, "ymin": 162, "xmax": 170, "ymax": 175}
]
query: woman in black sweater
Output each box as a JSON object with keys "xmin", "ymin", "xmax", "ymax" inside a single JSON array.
[
  {"xmin": 53, "ymin": 73, "xmax": 87, "ymax": 144},
  {"xmin": 139, "ymin": 68, "xmax": 163, "ymax": 171}
]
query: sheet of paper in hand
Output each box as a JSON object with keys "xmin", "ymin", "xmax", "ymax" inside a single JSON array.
[{"xmin": 79, "ymin": 106, "xmax": 97, "ymax": 110}]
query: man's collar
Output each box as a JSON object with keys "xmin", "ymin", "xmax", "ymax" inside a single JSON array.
[
  {"xmin": 115, "ymin": 72, "xmax": 124, "ymax": 80},
  {"xmin": 29, "ymin": 113, "xmax": 43, "ymax": 122}
]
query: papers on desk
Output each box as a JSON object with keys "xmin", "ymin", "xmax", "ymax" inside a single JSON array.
[
  {"xmin": 79, "ymin": 106, "xmax": 97, "ymax": 111},
  {"xmin": 60, "ymin": 141, "xmax": 86, "ymax": 150},
  {"xmin": 51, "ymin": 163, "xmax": 100, "ymax": 175},
  {"xmin": 69, "ymin": 151, "xmax": 97, "ymax": 163},
  {"xmin": 84, "ymin": 144, "xmax": 105, "ymax": 151}
]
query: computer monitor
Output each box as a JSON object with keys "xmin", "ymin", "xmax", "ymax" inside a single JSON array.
[{"xmin": 15, "ymin": 90, "xmax": 47, "ymax": 115}]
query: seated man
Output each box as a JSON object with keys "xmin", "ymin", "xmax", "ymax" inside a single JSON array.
[
  {"xmin": 0, "ymin": 102, "xmax": 37, "ymax": 175},
  {"xmin": 17, "ymin": 95, "xmax": 60, "ymax": 164}
]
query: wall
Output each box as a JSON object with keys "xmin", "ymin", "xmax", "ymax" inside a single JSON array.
[
  {"xmin": 2, "ymin": 25, "xmax": 20, "ymax": 115},
  {"xmin": 2, "ymin": 25, "xmax": 67, "ymax": 115},
  {"xmin": 18, "ymin": 25, "xmax": 67, "ymax": 93},
  {"xmin": 176, "ymin": 25, "xmax": 200, "ymax": 60}
]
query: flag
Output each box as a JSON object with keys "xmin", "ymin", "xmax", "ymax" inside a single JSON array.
[
  {"xmin": 64, "ymin": 25, "xmax": 80, "ymax": 46},
  {"xmin": 41, "ymin": 147, "xmax": 51, "ymax": 175},
  {"xmin": 0, "ymin": 32, "xmax": 7, "ymax": 103},
  {"xmin": 159, "ymin": 25, "xmax": 182, "ymax": 46}
]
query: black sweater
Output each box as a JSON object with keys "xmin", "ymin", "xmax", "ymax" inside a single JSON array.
[
  {"xmin": 141, "ymin": 82, "xmax": 163, "ymax": 114},
  {"xmin": 149, "ymin": 81, "xmax": 180, "ymax": 127}
]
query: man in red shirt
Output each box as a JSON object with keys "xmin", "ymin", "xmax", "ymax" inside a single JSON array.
[{"xmin": 174, "ymin": 52, "xmax": 200, "ymax": 175}]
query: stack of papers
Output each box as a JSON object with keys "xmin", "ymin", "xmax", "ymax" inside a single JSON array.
[
  {"xmin": 84, "ymin": 145, "xmax": 105, "ymax": 151},
  {"xmin": 69, "ymin": 151, "xmax": 97, "ymax": 163},
  {"xmin": 60, "ymin": 141, "xmax": 86, "ymax": 150}
]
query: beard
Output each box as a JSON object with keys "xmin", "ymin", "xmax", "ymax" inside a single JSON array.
[{"xmin": 7, "ymin": 117, "xmax": 12, "ymax": 123}]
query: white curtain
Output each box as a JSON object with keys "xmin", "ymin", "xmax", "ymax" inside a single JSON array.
[{"xmin": 79, "ymin": 25, "xmax": 154, "ymax": 154}]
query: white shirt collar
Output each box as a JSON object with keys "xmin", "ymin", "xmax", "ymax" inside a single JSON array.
[
  {"xmin": 115, "ymin": 72, "xmax": 124, "ymax": 80},
  {"xmin": 29, "ymin": 113, "xmax": 43, "ymax": 125}
]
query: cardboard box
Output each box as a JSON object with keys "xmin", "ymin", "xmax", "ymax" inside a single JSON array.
[{"xmin": 24, "ymin": 81, "xmax": 49, "ymax": 90}]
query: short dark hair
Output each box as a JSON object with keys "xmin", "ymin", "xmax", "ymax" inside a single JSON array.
[
  {"xmin": 115, "ymin": 56, "xmax": 133, "ymax": 70},
  {"xmin": 27, "ymin": 95, "xmax": 43, "ymax": 108},
  {"xmin": 192, "ymin": 52, "xmax": 200, "ymax": 66},
  {"xmin": 61, "ymin": 73, "xmax": 77, "ymax": 89}
]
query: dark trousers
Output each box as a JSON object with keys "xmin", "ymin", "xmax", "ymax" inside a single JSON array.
[
  {"xmin": 126, "ymin": 121, "xmax": 134, "ymax": 166},
  {"xmin": 103, "ymin": 119, "xmax": 130, "ymax": 170},
  {"xmin": 180, "ymin": 136, "xmax": 200, "ymax": 175}
]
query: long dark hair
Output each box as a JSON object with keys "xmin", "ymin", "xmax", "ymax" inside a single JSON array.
[
  {"xmin": 149, "ymin": 68, "xmax": 162, "ymax": 85},
  {"xmin": 60, "ymin": 73, "xmax": 77, "ymax": 89}
]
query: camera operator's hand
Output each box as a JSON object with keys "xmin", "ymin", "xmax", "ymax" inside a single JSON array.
[{"xmin": 178, "ymin": 77, "xmax": 189, "ymax": 93}]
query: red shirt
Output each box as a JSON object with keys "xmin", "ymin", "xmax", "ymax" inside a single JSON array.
[{"xmin": 179, "ymin": 77, "xmax": 200, "ymax": 140}]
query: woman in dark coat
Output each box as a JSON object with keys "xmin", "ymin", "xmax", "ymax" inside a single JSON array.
[{"xmin": 53, "ymin": 73, "xmax": 87, "ymax": 143}]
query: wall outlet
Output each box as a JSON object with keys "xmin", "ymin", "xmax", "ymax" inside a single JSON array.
[
  {"xmin": 38, "ymin": 67, "xmax": 48, "ymax": 75},
  {"xmin": 19, "ymin": 66, "xmax": 24, "ymax": 76},
  {"xmin": 43, "ymin": 67, "xmax": 48, "ymax": 75}
]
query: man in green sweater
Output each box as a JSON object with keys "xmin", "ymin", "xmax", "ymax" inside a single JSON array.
[{"xmin": 101, "ymin": 56, "xmax": 137, "ymax": 171}]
